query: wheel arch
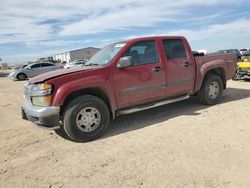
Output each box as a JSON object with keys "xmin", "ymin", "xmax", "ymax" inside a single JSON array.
[
  {"xmin": 60, "ymin": 87, "xmax": 115, "ymax": 119},
  {"xmin": 202, "ymin": 68, "xmax": 226, "ymax": 89},
  {"xmin": 16, "ymin": 72, "xmax": 27, "ymax": 79}
]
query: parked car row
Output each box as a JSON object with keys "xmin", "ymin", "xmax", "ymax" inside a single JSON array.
[
  {"xmin": 9, "ymin": 62, "xmax": 63, "ymax": 80},
  {"xmin": 215, "ymin": 48, "xmax": 250, "ymax": 62},
  {"xmin": 216, "ymin": 49, "xmax": 242, "ymax": 61},
  {"xmin": 9, "ymin": 59, "xmax": 88, "ymax": 81}
]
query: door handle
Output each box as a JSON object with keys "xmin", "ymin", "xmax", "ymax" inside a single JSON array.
[
  {"xmin": 152, "ymin": 66, "xmax": 162, "ymax": 72},
  {"xmin": 183, "ymin": 61, "xmax": 192, "ymax": 67}
]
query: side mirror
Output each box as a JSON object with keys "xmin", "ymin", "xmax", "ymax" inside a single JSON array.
[{"xmin": 117, "ymin": 56, "xmax": 132, "ymax": 68}]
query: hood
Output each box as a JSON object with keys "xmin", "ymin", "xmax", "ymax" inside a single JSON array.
[{"xmin": 29, "ymin": 66, "xmax": 98, "ymax": 83}]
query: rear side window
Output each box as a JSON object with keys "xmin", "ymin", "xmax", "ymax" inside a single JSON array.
[
  {"xmin": 31, "ymin": 64, "xmax": 41, "ymax": 68},
  {"xmin": 163, "ymin": 39, "xmax": 187, "ymax": 60},
  {"xmin": 41, "ymin": 63, "xmax": 54, "ymax": 67}
]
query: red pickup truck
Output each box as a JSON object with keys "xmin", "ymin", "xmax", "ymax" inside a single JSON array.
[{"xmin": 22, "ymin": 36, "xmax": 237, "ymax": 142}]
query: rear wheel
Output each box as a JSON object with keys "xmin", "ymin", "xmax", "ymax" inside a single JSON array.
[
  {"xmin": 17, "ymin": 73, "xmax": 27, "ymax": 80},
  {"xmin": 198, "ymin": 74, "xmax": 223, "ymax": 105},
  {"xmin": 62, "ymin": 95, "xmax": 110, "ymax": 142}
]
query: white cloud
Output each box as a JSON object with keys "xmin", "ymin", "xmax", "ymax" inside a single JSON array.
[
  {"xmin": 1, "ymin": 0, "xmax": 250, "ymax": 62},
  {"xmin": 1, "ymin": 0, "xmax": 249, "ymax": 43},
  {"xmin": 0, "ymin": 16, "xmax": 52, "ymax": 44},
  {"xmin": 59, "ymin": 0, "xmax": 246, "ymax": 36},
  {"xmin": 162, "ymin": 19, "xmax": 250, "ymax": 51}
]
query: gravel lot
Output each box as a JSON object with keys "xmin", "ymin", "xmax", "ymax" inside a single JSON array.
[{"xmin": 0, "ymin": 72, "xmax": 250, "ymax": 187}]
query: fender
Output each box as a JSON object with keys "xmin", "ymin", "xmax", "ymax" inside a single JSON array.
[
  {"xmin": 51, "ymin": 75, "xmax": 117, "ymax": 112},
  {"xmin": 194, "ymin": 59, "xmax": 227, "ymax": 92}
]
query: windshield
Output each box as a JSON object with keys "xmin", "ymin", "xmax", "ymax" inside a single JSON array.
[
  {"xmin": 85, "ymin": 42, "xmax": 126, "ymax": 66},
  {"xmin": 25, "ymin": 65, "xmax": 31, "ymax": 69}
]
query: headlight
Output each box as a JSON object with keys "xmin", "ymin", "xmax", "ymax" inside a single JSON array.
[
  {"xmin": 30, "ymin": 84, "xmax": 52, "ymax": 96},
  {"xmin": 29, "ymin": 84, "xmax": 53, "ymax": 107},
  {"xmin": 8, "ymin": 72, "xmax": 15, "ymax": 77}
]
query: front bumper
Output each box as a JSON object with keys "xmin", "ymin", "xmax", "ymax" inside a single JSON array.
[
  {"xmin": 237, "ymin": 69, "xmax": 250, "ymax": 77},
  {"xmin": 22, "ymin": 99, "xmax": 60, "ymax": 130},
  {"xmin": 8, "ymin": 73, "xmax": 16, "ymax": 80}
]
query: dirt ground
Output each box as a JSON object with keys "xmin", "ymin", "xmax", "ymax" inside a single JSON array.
[{"xmin": 0, "ymin": 71, "xmax": 250, "ymax": 188}]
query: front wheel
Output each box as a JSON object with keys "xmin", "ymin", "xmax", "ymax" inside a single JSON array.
[
  {"xmin": 17, "ymin": 73, "xmax": 27, "ymax": 80},
  {"xmin": 62, "ymin": 95, "xmax": 110, "ymax": 142},
  {"xmin": 198, "ymin": 74, "xmax": 223, "ymax": 105}
]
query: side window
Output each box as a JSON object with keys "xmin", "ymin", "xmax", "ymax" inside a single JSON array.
[
  {"xmin": 41, "ymin": 63, "xmax": 54, "ymax": 67},
  {"xmin": 122, "ymin": 41, "xmax": 158, "ymax": 66},
  {"xmin": 31, "ymin": 64, "xmax": 41, "ymax": 68},
  {"xmin": 163, "ymin": 39, "xmax": 187, "ymax": 60}
]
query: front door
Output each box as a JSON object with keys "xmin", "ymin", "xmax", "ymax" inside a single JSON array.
[
  {"xmin": 112, "ymin": 40, "xmax": 166, "ymax": 108},
  {"xmin": 161, "ymin": 39, "xmax": 195, "ymax": 97}
]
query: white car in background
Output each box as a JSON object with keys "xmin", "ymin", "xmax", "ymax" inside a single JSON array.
[
  {"xmin": 9, "ymin": 62, "xmax": 63, "ymax": 80},
  {"xmin": 240, "ymin": 48, "xmax": 248, "ymax": 55},
  {"xmin": 64, "ymin": 60, "xmax": 87, "ymax": 69}
]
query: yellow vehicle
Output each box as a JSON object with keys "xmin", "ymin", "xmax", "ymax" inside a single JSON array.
[{"xmin": 233, "ymin": 61, "xmax": 250, "ymax": 80}]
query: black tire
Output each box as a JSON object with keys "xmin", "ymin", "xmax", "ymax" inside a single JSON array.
[
  {"xmin": 198, "ymin": 74, "xmax": 223, "ymax": 105},
  {"xmin": 17, "ymin": 73, "xmax": 27, "ymax": 80},
  {"xmin": 232, "ymin": 72, "xmax": 242, "ymax": 81},
  {"xmin": 62, "ymin": 95, "xmax": 110, "ymax": 142}
]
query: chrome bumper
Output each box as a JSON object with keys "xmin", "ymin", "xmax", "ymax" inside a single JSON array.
[{"xmin": 22, "ymin": 99, "xmax": 60, "ymax": 130}]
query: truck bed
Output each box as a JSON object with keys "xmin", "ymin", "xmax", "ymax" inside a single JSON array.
[{"xmin": 195, "ymin": 53, "xmax": 237, "ymax": 80}]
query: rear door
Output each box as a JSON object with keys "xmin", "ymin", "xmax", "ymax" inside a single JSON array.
[
  {"xmin": 28, "ymin": 63, "xmax": 42, "ymax": 77},
  {"xmin": 112, "ymin": 40, "xmax": 166, "ymax": 108},
  {"xmin": 162, "ymin": 39, "xmax": 195, "ymax": 97},
  {"xmin": 40, "ymin": 63, "xmax": 57, "ymax": 73}
]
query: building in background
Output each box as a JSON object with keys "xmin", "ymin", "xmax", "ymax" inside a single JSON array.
[
  {"xmin": 0, "ymin": 63, "xmax": 8, "ymax": 69},
  {"xmin": 55, "ymin": 47, "xmax": 100, "ymax": 63},
  {"xmin": 37, "ymin": 56, "xmax": 54, "ymax": 62}
]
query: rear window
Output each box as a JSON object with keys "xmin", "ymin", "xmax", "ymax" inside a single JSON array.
[{"xmin": 163, "ymin": 39, "xmax": 187, "ymax": 60}]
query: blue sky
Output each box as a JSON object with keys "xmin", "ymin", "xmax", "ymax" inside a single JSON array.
[{"xmin": 0, "ymin": 0, "xmax": 250, "ymax": 64}]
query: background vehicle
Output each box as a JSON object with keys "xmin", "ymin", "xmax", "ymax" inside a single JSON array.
[
  {"xmin": 9, "ymin": 62, "xmax": 63, "ymax": 80},
  {"xmin": 241, "ymin": 50, "xmax": 250, "ymax": 62},
  {"xmin": 233, "ymin": 61, "xmax": 250, "ymax": 80},
  {"xmin": 64, "ymin": 60, "xmax": 87, "ymax": 69},
  {"xmin": 240, "ymin": 48, "xmax": 248, "ymax": 55},
  {"xmin": 217, "ymin": 49, "xmax": 241, "ymax": 61},
  {"xmin": 22, "ymin": 36, "xmax": 237, "ymax": 142},
  {"xmin": 15, "ymin": 64, "xmax": 28, "ymax": 70},
  {"xmin": 242, "ymin": 50, "xmax": 250, "ymax": 56}
]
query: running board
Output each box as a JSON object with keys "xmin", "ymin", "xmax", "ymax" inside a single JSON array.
[{"xmin": 117, "ymin": 94, "xmax": 190, "ymax": 115}]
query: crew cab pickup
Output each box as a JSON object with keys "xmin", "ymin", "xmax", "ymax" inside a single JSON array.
[{"xmin": 22, "ymin": 36, "xmax": 237, "ymax": 142}]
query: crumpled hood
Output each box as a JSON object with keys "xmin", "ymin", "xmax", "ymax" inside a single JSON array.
[{"xmin": 29, "ymin": 66, "xmax": 98, "ymax": 83}]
